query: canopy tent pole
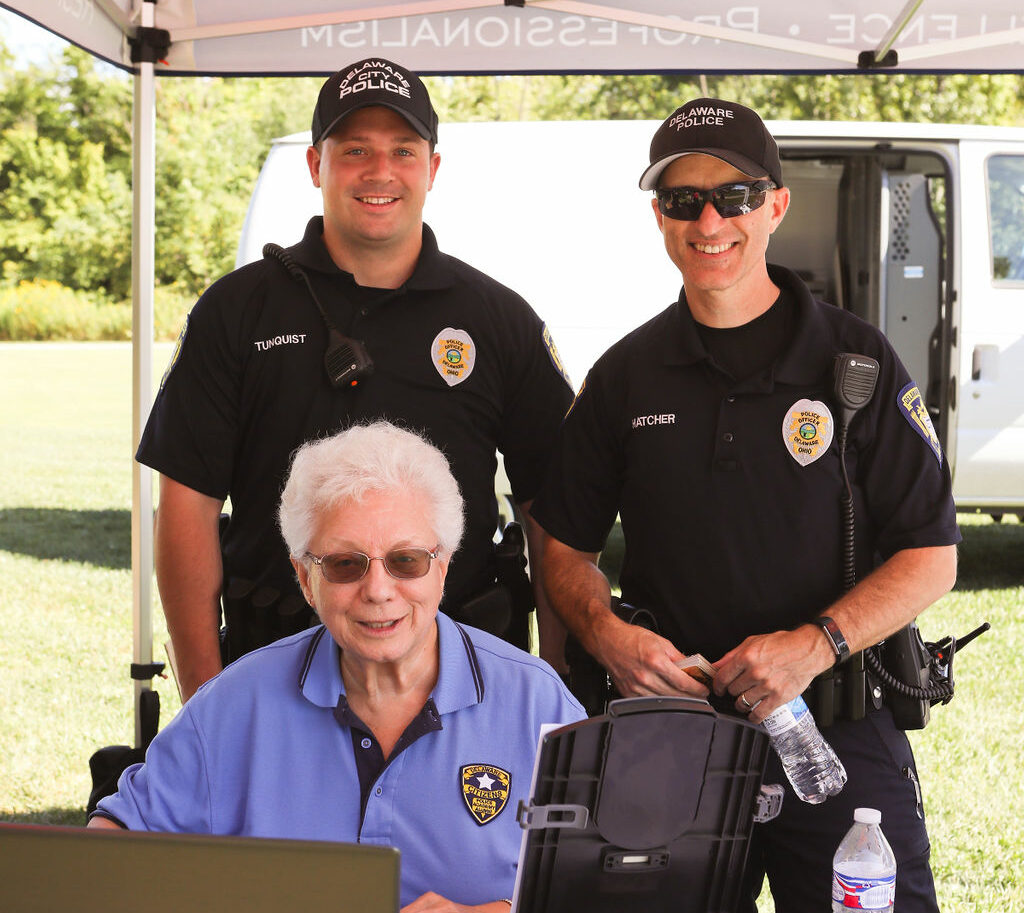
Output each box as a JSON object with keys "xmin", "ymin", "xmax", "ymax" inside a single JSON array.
[
  {"xmin": 864, "ymin": 0, "xmax": 925, "ymax": 66},
  {"xmin": 130, "ymin": 0, "xmax": 158, "ymax": 747}
]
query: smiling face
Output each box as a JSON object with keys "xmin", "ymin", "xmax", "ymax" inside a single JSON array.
[
  {"xmin": 652, "ymin": 153, "xmax": 789, "ymax": 325},
  {"xmin": 293, "ymin": 488, "xmax": 448, "ymax": 679},
  {"xmin": 306, "ymin": 105, "xmax": 440, "ymax": 272}
]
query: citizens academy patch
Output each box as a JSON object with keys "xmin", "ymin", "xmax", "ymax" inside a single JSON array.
[
  {"xmin": 432, "ymin": 328, "xmax": 475, "ymax": 386},
  {"xmin": 898, "ymin": 382, "xmax": 942, "ymax": 465},
  {"xmin": 542, "ymin": 324, "xmax": 573, "ymax": 387},
  {"xmin": 159, "ymin": 315, "xmax": 188, "ymax": 391},
  {"xmin": 783, "ymin": 399, "xmax": 834, "ymax": 466},
  {"xmin": 460, "ymin": 764, "xmax": 511, "ymax": 825}
]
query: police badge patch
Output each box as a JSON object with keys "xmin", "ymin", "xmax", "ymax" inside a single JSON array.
[
  {"xmin": 898, "ymin": 382, "xmax": 942, "ymax": 465},
  {"xmin": 782, "ymin": 398, "xmax": 834, "ymax": 466},
  {"xmin": 460, "ymin": 764, "xmax": 511, "ymax": 825},
  {"xmin": 432, "ymin": 328, "xmax": 476, "ymax": 387}
]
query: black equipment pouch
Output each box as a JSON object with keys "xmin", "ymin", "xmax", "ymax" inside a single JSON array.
[
  {"xmin": 805, "ymin": 649, "xmax": 869, "ymax": 728},
  {"xmin": 868, "ymin": 622, "xmax": 933, "ymax": 728},
  {"xmin": 876, "ymin": 623, "xmax": 932, "ymax": 730},
  {"xmin": 456, "ymin": 584, "xmax": 514, "ymax": 641}
]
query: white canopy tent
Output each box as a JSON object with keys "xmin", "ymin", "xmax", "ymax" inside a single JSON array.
[
  {"xmin": 12, "ymin": 1, "xmax": 1024, "ymax": 74},
  {"xmin": 3, "ymin": 0, "xmax": 1023, "ymax": 741}
]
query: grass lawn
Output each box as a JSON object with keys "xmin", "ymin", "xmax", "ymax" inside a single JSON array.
[{"xmin": 1, "ymin": 342, "xmax": 1021, "ymax": 908}]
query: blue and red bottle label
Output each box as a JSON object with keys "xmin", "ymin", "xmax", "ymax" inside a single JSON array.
[{"xmin": 832, "ymin": 871, "xmax": 896, "ymax": 909}]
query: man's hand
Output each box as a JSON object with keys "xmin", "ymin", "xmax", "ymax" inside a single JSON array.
[
  {"xmin": 540, "ymin": 534, "xmax": 707, "ymax": 699},
  {"xmin": 714, "ymin": 545, "xmax": 959, "ymax": 722},
  {"xmin": 594, "ymin": 616, "xmax": 709, "ymax": 699},
  {"xmin": 712, "ymin": 625, "xmax": 833, "ymax": 722}
]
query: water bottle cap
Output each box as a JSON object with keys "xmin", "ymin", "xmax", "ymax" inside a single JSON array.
[{"xmin": 854, "ymin": 807, "xmax": 882, "ymax": 825}]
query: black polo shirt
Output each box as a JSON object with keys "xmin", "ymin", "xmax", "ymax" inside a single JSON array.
[
  {"xmin": 139, "ymin": 217, "xmax": 574, "ymax": 611},
  {"xmin": 531, "ymin": 264, "xmax": 960, "ymax": 662}
]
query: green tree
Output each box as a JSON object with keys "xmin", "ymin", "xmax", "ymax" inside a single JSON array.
[
  {"xmin": 0, "ymin": 46, "xmax": 133, "ymax": 296},
  {"xmin": 153, "ymin": 75, "xmax": 319, "ymax": 294},
  {"xmin": 429, "ymin": 71, "xmax": 1024, "ymax": 126},
  {"xmin": 1, "ymin": 35, "xmax": 1022, "ymax": 306}
]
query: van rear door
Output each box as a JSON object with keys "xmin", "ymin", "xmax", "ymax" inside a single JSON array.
[
  {"xmin": 770, "ymin": 131, "xmax": 957, "ymax": 478},
  {"xmin": 951, "ymin": 141, "xmax": 1024, "ymax": 511}
]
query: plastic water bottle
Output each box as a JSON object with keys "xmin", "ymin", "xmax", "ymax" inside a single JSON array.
[
  {"xmin": 832, "ymin": 807, "xmax": 897, "ymax": 912},
  {"xmin": 761, "ymin": 695, "xmax": 847, "ymax": 804}
]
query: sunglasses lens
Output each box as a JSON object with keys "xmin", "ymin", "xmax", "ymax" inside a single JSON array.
[
  {"xmin": 657, "ymin": 181, "xmax": 775, "ymax": 221},
  {"xmin": 712, "ymin": 184, "xmax": 768, "ymax": 217},
  {"xmin": 320, "ymin": 552, "xmax": 370, "ymax": 583},
  {"xmin": 658, "ymin": 188, "xmax": 704, "ymax": 221}
]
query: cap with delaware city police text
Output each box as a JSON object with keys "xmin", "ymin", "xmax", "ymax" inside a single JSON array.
[
  {"xmin": 311, "ymin": 58, "xmax": 439, "ymax": 147},
  {"xmin": 639, "ymin": 97, "xmax": 783, "ymax": 191}
]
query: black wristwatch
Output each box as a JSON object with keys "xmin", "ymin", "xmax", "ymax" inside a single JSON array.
[{"xmin": 813, "ymin": 616, "xmax": 851, "ymax": 665}]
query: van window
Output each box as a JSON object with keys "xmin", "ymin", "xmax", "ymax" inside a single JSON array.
[{"xmin": 987, "ymin": 155, "xmax": 1024, "ymax": 282}]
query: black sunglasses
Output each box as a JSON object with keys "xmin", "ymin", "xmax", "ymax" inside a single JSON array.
[
  {"xmin": 656, "ymin": 180, "xmax": 777, "ymax": 221},
  {"xmin": 306, "ymin": 546, "xmax": 440, "ymax": 584}
]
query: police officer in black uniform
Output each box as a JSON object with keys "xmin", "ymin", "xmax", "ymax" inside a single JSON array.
[
  {"xmin": 140, "ymin": 58, "xmax": 573, "ymax": 701},
  {"xmin": 530, "ymin": 99, "xmax": 959, "ymax": 913}
]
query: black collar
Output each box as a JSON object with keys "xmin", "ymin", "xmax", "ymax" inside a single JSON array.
[
  {"xmin": 288, "ymin": 216, "xmax": 454, "ymax": 292},
  {"xmin": 665, "ymin": 264, "xmax": 835, "ymax": 385}
]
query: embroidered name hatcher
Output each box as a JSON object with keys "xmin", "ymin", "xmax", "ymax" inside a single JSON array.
[{"xmin": 632, "ymin": 413, "xmax": 676, "ymax": 429}]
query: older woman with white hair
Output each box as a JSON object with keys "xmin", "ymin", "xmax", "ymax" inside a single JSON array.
[{"xmin": 90, "ymin": 421, "xmax": 585, "ymax": 912}]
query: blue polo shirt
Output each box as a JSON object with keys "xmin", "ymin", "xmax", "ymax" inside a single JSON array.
[{"xmin": 94, "ymin": 614, "xmax": 585, "ymax": 907}]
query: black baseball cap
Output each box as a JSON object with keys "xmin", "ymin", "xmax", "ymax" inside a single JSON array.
[
  {"xmin": 311, "ymin": 58, "xmax": 439, "ymax": 147},
  {"xmin": 639, "ymin": 97, "xmax": 783, "ymax": 190}
]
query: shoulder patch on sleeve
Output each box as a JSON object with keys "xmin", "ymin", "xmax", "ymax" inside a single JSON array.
[
  {"xmin": 159, "ymin": 315, "xmax": 189, "ymax": 392},
  {"xmin": 565, "ymin": 377, "xmax": 587, "ymax": 418},
  {"xmin": 542, "ymin": 324, "xmax": 573, "ymax": 388},
  {"xmin": 897, "ymin": 382, "xmax": 942, "ymax": 465}
]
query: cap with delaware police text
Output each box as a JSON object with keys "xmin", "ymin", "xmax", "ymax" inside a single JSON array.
[
  {"xmin": 639, "ymin": 98, "xmax": 783, "ymax": 190},
  {"xmin": 311, "ymin": 58, "xmax": 439, "ymax": 147}
]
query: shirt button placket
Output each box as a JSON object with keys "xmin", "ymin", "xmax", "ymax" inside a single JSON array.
[{"xmin": 715, "ymin": 395, "xmax": 739, "ymax": 472}]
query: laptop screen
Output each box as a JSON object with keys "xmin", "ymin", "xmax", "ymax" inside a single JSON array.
[{"xmin": 0, "ymin": 823, "xmax": 400, "ymax": 913}]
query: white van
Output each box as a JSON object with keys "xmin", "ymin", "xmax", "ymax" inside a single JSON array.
[{"xmin": 238, "ymin": 120, "xmax": 1024, "ymax": 517}]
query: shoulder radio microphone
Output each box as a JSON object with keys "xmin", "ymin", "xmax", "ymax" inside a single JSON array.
[
  {"xmin": 263, "ymin": 243, "xmax": 374, "ymax": 389},
  {"xmin": 832, "ymin": 354, "xmax": 880, "ymax": 428}
]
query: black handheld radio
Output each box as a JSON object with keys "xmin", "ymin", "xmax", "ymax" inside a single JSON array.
[{"xmin": 263, "ymin": 243, "xmax": 374, "ymax": 389}]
